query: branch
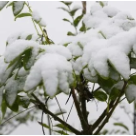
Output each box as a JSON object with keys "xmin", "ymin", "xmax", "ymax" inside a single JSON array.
[
  {"xmin": 92, "ymin": 100, "xmax": 115, "ymax": 131},
  {"xmin": 82, "ymin": 1, "xmax": 86, "ymax": 14},
  {"xmin": 93, "ymin": 81, "xmax": 128, "ymax": 134},
  {"xmin": 71, "ymin": 87, "xmax": 88, "ymax": 131},
  {"xmin": 31, "ymin": 93, "xmax": 81, "ymax": 135}
]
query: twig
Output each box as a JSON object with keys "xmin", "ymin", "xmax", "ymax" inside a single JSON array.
[
  {"xmin": 93, "ymin": 81, "xmax": 128, "ymax": 134},
  {"xmin": 71, "ymin": 87, "xmax": 88, "ymax": 131},
  {"xmin": 66, "ymin": 102, "xmax": 74, "ymax": 123},
  {"xmin": 55, "ymin": 96, "xmax": 66, "ymax": 134},
  {"xmin": 31, "ymin": 93, "xmax": 81, "ymax": 135},
  {"xmin": 1, "ymin": 106, "xmax": 35, "ymax": 126}
]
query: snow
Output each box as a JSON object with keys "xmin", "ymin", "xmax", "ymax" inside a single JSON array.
[
  {"xmin": 125, "ymin": 84, "xmax": 136, "ymax": 103},
  {"xmin": 44, "ymin": 45, "xmax": 72, "ymax": 60},
  {"xmin": 32, "ymin": 10, "xmax": 46, "ymax": 27},
  {"xmin": 13, "ymin": 1, "xmax": 24, "ymax": 15},
  {"xmin": 24, "ymin": 53, "xmax": 73, "ymax": 97},
  {"xmin": 4, "ymin": 39, "xmax": 40, "ymax": 63},
  {"xmin": 18, "ymin": 67, "xmax": 29, "ymax": 77},
  {"xmin": 2, "ymin": 1, "xmax": 136, "ymax": 99},
  {"xmin": 0, "ymin": 1, "xmax": 8, "ymax": 10}
]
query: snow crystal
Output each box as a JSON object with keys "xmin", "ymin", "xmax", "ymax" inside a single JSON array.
[{"xmin": 24, "ymin": 53, "xmax": 73, "ymax": 97}]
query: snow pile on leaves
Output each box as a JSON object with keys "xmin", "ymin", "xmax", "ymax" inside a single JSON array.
[{"xmin": 2, "ymin": 2, "xmax": 136, "ymax": 100}]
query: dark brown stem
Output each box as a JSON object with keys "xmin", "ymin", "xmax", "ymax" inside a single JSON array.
[
  {"xmin": 82, "ymin": 1, "xmax": 86, "ymax": 14},
  {"xmin": 31, "ymin": 93, "xmax": 81, "ymax": 135},
  {"xmin": 71, "ymin": 87, "xmax": 88, "ymax": 131}
]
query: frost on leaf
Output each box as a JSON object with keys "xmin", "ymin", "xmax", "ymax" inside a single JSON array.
[
  {"xmin": 12, "ymin": 1, "xmax": 24, "ymax": 16},
  {"xmin": 24, "ymin": 53, "xmax": 73, "ymax": 97},
  {"xmin": 5, "ymin": 77, "xmax": 18, "ymax": 106},
  {"xmin": 0, "ymin": 1, "xmax": 8, "ymax": 10},
  {"xmin": 125, "ymin": 84, "xmax": 136, "ymax": 103}
]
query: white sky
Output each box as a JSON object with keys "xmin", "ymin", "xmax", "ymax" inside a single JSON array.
[{"xmin": 0, "ymin": 1, "xmax": 135, "ymax": 135}]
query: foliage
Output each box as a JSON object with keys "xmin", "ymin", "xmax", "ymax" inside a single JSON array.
[{"xmin": 0, "ymin": 1, "xmax": 135, "ymax": 135}]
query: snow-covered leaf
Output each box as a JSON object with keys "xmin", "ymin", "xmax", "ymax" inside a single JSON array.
[
  {"xmin": 12, "ymin": 1, "xmax": 25, "ymax": 16},
  {"xmin": 24, "ymin": 53, "xmax": 73, "ymax": 97},
  {"xmin": 5, "ymin": 78, "xmax": 19, "ymax": 106},
  {"xmin": 0, "ymin": 1, "xmax": 8, "ymax": 11}
]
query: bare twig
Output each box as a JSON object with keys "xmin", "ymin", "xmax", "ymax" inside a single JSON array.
[
  {"xmin": 31, "ymin": 93, "xmax": 81, "ymax": 135},
  {"xmin": 1, "ymin": 106, "xmax": 35, "ymax": 126}
]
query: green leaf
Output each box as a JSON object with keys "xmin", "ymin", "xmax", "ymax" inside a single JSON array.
[
  {"xmin": 61, "ymin": 1, "xmax": 72, "ymax": 6},
  {"xmin": 69, "ymin": 8, "xmax": 80, "ymax": 16},
  {"xmin": 99, "ymin": 31, "xmax": 106, "ymax": 39},
  {"xmin": 80, "ymin": 22, "xmax": 86, "ymax": 32},
  {"xmin": 98, "ymin": 77, "xmax": 116, "ymax": 93},
  {"xmin": 109, "ymin": 66, "xmax": 120, "ymax": 81},
  {"xmin": 93, "ymin": 90, "xmax": 107, "ymax": 102},
  {"xmin": 0, "ymin": 98, "xmax": 7, "ymax": 123},
  {"xmin": 0, "ymin": 86, "xmax": 4, "ymax": 106},
  {"xmin": 55, "ymin": 130, "xmax": 68, "ymax": 135},
  {"xmin": 5, "ymin": 78, "xmax": 19, "ymax": 106},
  {"xmin": 14, "ymin": 12, "xmax": 31, "ymax": 21},
  {"xmin": 0, "ymin": 1, "xmax": 9, "ymax": 11},
  {"xmin": 23, "ymin": 48, "xmax": 32, "ymax": 69},
  {"xmin": 67, "ymin": 31, "xmax": 75, "ymax": 36},
  {"xmin": 74, "ymin": 15, "xmax": 83, "ymax": 27},
  {"xmin": 130, "ymin": 58, "xmax": 136, "ymax": 68},
  {"xmin": 63, "ymin": 18, "xmax": 71, "ymax": 24},
  {"xmin": 100, "ymin": 129, "xmax": 108, "ymax": 135},
  {"xmin": 99, "ymin": 1, "xmax": 105, "ymax": 7},
  {"xmin": 12, "ymin": 1, "xmax": 25, "ymax": 16},
  {"xmin": 38, "ymin": 122, "xmax": 51, "ymax": 129},
  {"xmin": 55, "ymin": 124, "xmax": 72, "ymax": 132},
  {"xmin": 58, "ymin": 7, "xmax": 69, "ymax": 13},
  {"xmin": 26, "ymin": 34, "xmax": 32, "ymax": 40},
  {"xmin": 6, "ymin": 1, "xmax": 14, "ymax": 8},
  {"xmin": 109, "ymin": 88, "xmax": 120, "ymax": 100},
  {"xmin": 55, "ymin": 110, "xmax": 67, "ymax": 116},
  {"xmin": 129, "ymin": 75, "xmax": 136, "ymax": 85},
  {"xmin": 114, "ymin": 122, "xmax": 129, "ymax": 131},
  {"xmin": 18, "ymin": 96, "xmax": 30, "ymax": 108},
  {"xmin": 125, "ymin": 84, "xmax": 136, "ymax": 103}
]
